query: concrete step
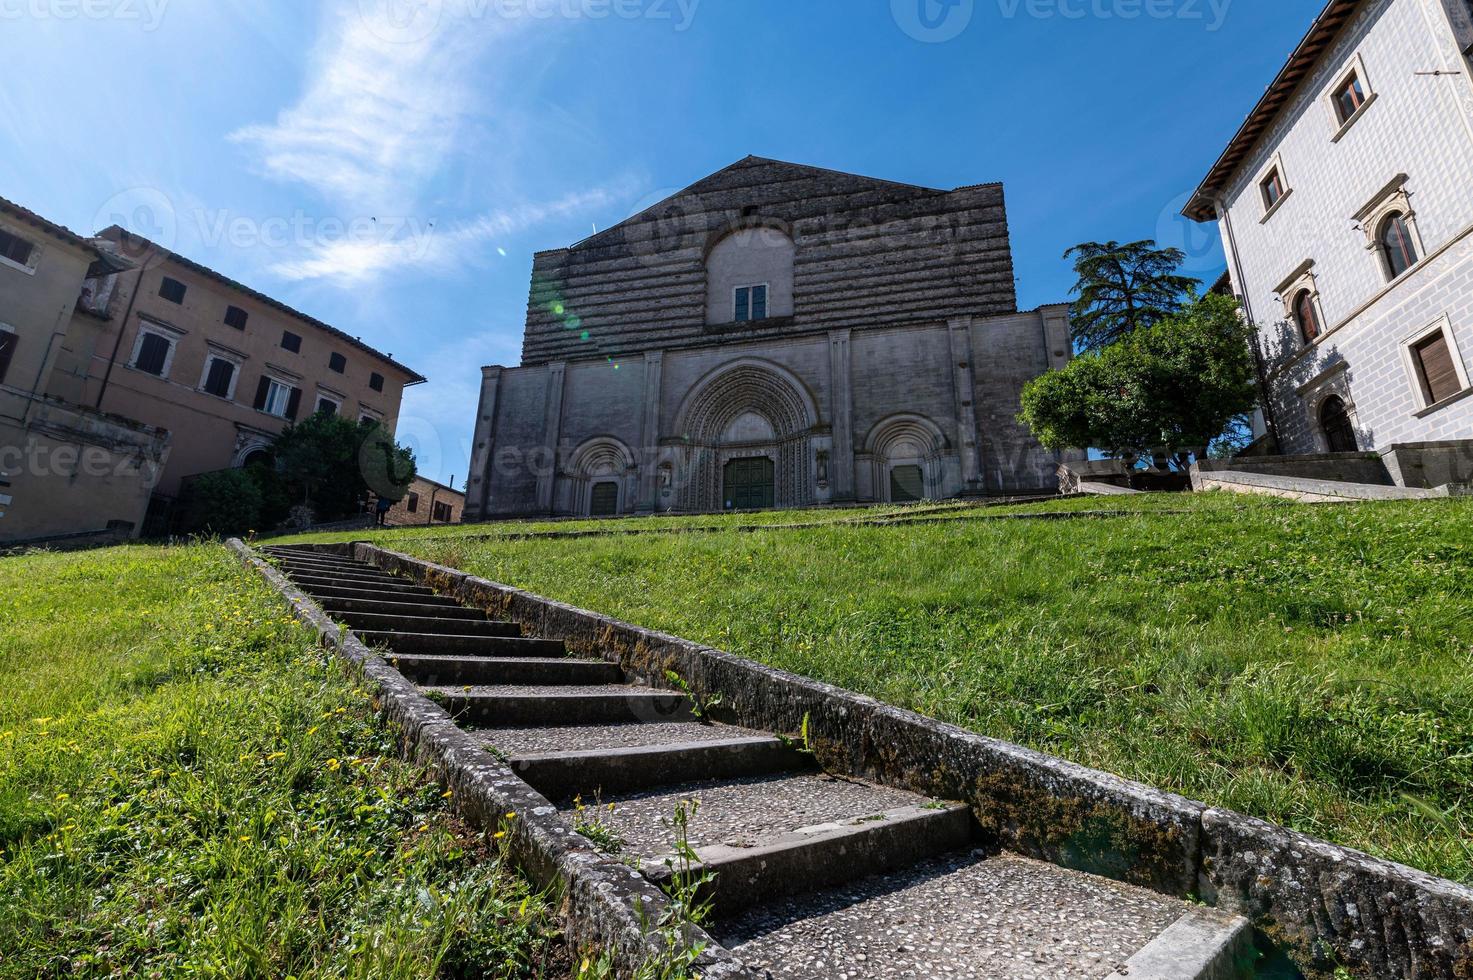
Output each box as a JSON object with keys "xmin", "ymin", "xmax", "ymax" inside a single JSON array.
[
  {"xmin": 283, "ymin": 569, "xmax": 411, "ymax": 588},
  {"xmin": 270, "ymin": 553, "xmax": 372, "ymax": 569},
  {"xmin": 712, "ymin": 849, "xmax": 1240, "ymax": 979},
  {"xmin": 480, "ymin": 721, "xmax": 775, "ymax": 757},
  {"xmin": 356, "ymin": 632, "xmax": 567, "ymax": 658},
  {"xmin": 278, "ymin": 561, "xmax": 394, "ymax": 579},
  {"xmin": 387, "ymin": 653, "xmax": 622, "ymax": 687},
  {"xmin": 295, "ymin": 580, "xmax": 439, "ymax": 601},
  {"xmin": 569, "ymin": 771, "xmax": 932, "ymax": 860},
  {"xmin": 509, "ymin": 735, "xmax": 816, "ymax": 800},
  {"xmin": 334, "ymin": 611, "xmax": 520, "ymax": 637},
  {"xmin": 426, "ymin": 685, "xmax": 695, "ymax": 727},
  {"xmin": 649, "ymin": 803, "xmax": 975, "ymax": 917},
  {"xmin": 317, "ymin": 595, "xmax": 482, "ymax": 616}
]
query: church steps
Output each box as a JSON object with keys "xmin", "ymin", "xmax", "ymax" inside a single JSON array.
[{"xmin": 242, "ymin": 542, "xmax": 1265, "ymax": 979}]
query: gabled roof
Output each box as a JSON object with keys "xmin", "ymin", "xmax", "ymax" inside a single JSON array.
[
  {"xmin": 0, "ymin": 194, "xmax": 135, "ymax": 276},
  {"xmin": 100, "ymin": 227, "xmax": 426, "ymax": 385},
  {"xmin": 1184, "ymin": 0, "xmax": 1360, "ymax": 222},
  {"xmin": 559, "ymin": 155, "xmax": 992, "ymax": 253}
]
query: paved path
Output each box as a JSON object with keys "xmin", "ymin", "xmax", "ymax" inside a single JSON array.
[{"xmin": 261, "ymin": 545, "xmax": 1252, "ymax": 979}]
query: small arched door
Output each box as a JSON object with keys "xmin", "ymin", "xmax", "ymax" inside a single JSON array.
[{"xmin": 1320, "ymin": 396, "xmax": 1358, "ymax": 453}]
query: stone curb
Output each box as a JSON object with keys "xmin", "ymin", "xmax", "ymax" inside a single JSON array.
[
  {"xmin": 352, "ymin": 540, "xmax": 1473, "ymax": 979},
  {"xmin": 225, "ymin": 539, "xmax": 759, "ymax": 980}
]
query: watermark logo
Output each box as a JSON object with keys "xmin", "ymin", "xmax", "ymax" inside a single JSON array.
[
  {"xmin": 0, "ymin": 0, "xmax": 171, "ymax": 30},
  {"xmin": 892, "ymin": 0, "xmax": 974, "ymax": 42},
  {"xmin": 358, "ymin": 0, "xmax": 443, "ymax": 44},
  {"xmin": 93, "ymin": 187, "xmax": 179, "ymax": 253},
  {"xmin": 1156, "ymin": 189, "xmax": 1224, "ymax": 275}
]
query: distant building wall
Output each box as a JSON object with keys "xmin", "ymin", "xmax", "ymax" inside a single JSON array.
[{"xmin": 386, "ymin": 476, "xmax": 465, "ymax": 526}]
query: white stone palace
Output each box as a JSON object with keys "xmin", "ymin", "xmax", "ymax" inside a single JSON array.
[{"xmin": 465, "ymin": 157, "xmax": 1078, "ymax": 518}]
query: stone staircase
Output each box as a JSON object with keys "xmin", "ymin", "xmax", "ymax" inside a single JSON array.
[{"xmin": 261, "ymin": 544, "xmax": 1254, "ymax": 979}]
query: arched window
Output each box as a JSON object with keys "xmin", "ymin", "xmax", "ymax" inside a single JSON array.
[
  {"xmin": 1293, "ymin": 289, "xmax": 1321, "ymax": 345},
  {"xmin": 1320, "ymin": 396, "xmax": 1358, "ymax": 453},
  {"xmin": 1378, "ymin": 213, "xmax": 1418, "ymax": 280}
]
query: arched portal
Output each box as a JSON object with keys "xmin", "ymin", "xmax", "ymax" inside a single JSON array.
[
  {"xmin": 673, "ymin": 360, "xmax": 819, "ymax": 512},
  {"xmin": 566, "ymin": 436, "xmax": 637, "ymax": 516},
  {"xmin": 861, "ymin": 413, "xmax": 949, "ymax": 502}
]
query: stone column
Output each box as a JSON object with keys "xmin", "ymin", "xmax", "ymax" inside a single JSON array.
[
  {"xmin": 827, "ymin": 329, "xmax": 855, "ymax": 501},
  {"xmin": 535, "ymin": 361, "xmax": 566, "ymax": 515},
  {"xmin": 948, "ymin": 317, "xmax": 984, "ymax": 493},
  {"xmin": 637, "ymin": 351, "xmax": 664, "ymax": 513},
  {"xmin": 464, "ymin": 365, "xmax": 503, "ymax": 520}
]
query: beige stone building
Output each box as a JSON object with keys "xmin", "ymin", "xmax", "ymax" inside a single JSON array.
[
  {"xmin": 0, "ymin": 197, "xmax": 172, "ymax": 546},
  {"xmin": 384, "ymin": 475, "xmax": 465, "ymax": 526},
  {"xmin": 66, "ymin": 228, "xmax": 425, "ymax": 529}
]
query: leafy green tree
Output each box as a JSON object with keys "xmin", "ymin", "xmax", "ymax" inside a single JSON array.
[
  {"xmin": 1064, "ymin": 240, "xmax": 1201, "ymax": 352},
  {"xmin": 1019, "ymin": 293, "xmax": 1258, "ymax": 469},
  {"xmin": 271, "ymin": 413, "xmax": 417, "ymax": 522},
  {"xmin": 176, "ymin": 469, "xmax": 263, "ymax": 537}
]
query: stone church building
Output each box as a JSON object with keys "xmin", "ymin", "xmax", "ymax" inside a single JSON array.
[{"xmin": 464, "ymin": 157, "xmax": 1077, "ymax": 519}]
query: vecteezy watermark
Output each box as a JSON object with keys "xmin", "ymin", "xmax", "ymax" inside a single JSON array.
[
  {"xmin": 894, "ymin": 0, "xmax": 1232, "ymax": 40},
  {"xmin": 892, "ymin": 0, "xmax": 975, "ymax": 43},
  {"xmin": 995, "ymin": 0, "xmax": 1232, "ymax": 31},
  {"xmin": 94, "ymin": 187, "xmax": 180, "ymax": 251},
  {"xmin": 358, "ymin": 0, "xmax": 700, "ymax": 44},
  {"xmin": 93, "ymin": 187, "xmax": 439, "ymax": 265},
  {"xmin": 0, "ymin": 0, "xmax": 171, "ymax": 30}
]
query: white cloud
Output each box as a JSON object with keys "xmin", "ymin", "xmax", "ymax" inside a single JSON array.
[
  {"xmin": 267, "ymin": 183, "xmax": 628, "ymax": 284},
  {"xmin": 230, "ymin": 2, "xmax": 502, "ymax": 210}
]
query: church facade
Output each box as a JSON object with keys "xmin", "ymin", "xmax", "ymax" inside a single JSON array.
[{"xmin": 464, "ymin": 157, "xmax": 1077, "ymax": 519}]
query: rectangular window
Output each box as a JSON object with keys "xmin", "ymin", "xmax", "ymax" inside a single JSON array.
[
  {"xmin": 315, "ymin": 396, "xmax": 339, "ymax": 416},
  {"xmin": 254, "ymin": 377, "xmax": 300, "ymax": 419},
  {"xmin": 280, "ymin": 330, "xmax": 302, "ymax": 353},
  {"xmin": 0, "ymin": 329, "xmax": 16, "ymax": 385},
  {"xmin": 158, "ymin": 277, "xmax": 187, "ymax": 304},
  {"xmin": 133, "ymin": 332, "xmax": 172, "ymax": 376},
  {"xmin": 734, "ymin": 284, "xmax": 768, "ymax": 323},
  {"xmin": 0, "ymin": 229, "xmax": 35, "ymax": 268},
  {"xmin": 407, "ymin": 492, "xmax": 419, "ymax": 513},
  {"xmin": 1412, "ymin": 330, "xmax": 1463, "ymax": 405},
  {"xmin": 329, "ymin": 352, "xmax": 346, "ymax": 373},
  {"xmin": 1261, "ymin": 169, "xmax": 1285, "ymax": 211},
  {"xmin": 224, "ymin": 305, "xmax": 249, "ymax": 330},
  {"xmin": 432, "ymin": 500, "xmax": 453, "ymax": 523},
  {"xmin": 369, "ymin": 372, "xmax": 385, "ymax": 392},
  {"xmin": 1334, "ymin": 73, "xmax": 1366, "ymax": 124},
  {"xmin": 201, "ymin": 357, "xmax": 236, "ymax": 399}
]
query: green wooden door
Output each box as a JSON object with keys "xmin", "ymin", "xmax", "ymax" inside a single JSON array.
[
  {"xmin": 890, "ymin": 465, "xmax": 925, "ymax": 502},
  {"xmin": 590, "ymin": 481, "xmax": 619, "ymax": 516},
  {"xmin": 723, "ymin": 457, "xmax": 775, "ymax": 510}
]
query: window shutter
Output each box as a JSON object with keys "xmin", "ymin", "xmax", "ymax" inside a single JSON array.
[
  {"xmin": 0, "ymin": 331, "xmax": 16, "ymax": 385},
  {"xmin": 254, "ymin": 376, "xmax": 270, "ymax": 411},
  {"xmin": 135, "ymin": 334, "xmax": 170, "ymax": 376},
  {"xmin": 1415, "ymin": 332, "xmax": 1461, "ymax": 405},
  {"xmin": 285, "ymin": 387, "xmax": 302, "ymax": 420}
]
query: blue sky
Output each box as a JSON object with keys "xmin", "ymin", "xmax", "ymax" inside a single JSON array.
[{"xmin": 0, "ymin": 0, "xmax": 1323, "ymax": 486}]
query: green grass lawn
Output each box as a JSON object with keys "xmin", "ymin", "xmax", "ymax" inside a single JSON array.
[
  {"xmin": 322, "ymin": 493, "xmax": 1473, "ymax": 883},
  {"xmin": 0, "ymin": 544, "xmax": 565, "ymax": 979}
]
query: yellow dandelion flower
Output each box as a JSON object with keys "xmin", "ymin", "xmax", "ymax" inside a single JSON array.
[
  {"xmin": 326, "ymin": 758, "xmax": 341, "ymax": 771},
  {"xmin": 505, "ymin": 812, "xmax": 517, "ymax": 820},
  {"xmin": 493, "ymin": 831, "xmax": 506, "ymax": 839},
  {"xmin": 267, "ymin": 752, "xmax": 286, "ymax": 762},
  {"xmin": 55, "ymin": 793, "xmax": 69, "ymax": 802},
  {"xmin": 441, "ymin": 790, "xmax": 453, "ymax": 799}
]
